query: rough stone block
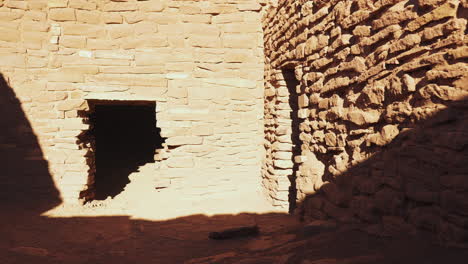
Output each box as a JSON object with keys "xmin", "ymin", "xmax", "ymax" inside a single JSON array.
[
  {"xmin": 166, "ymin": 136, "xmax": 203, "ymax": 146},
  {"xmin": 0, "ymin": 27, "xmax": 20, "ymax": 42},
  {"xmin": 49, "ymin": 8, "xmax": 76, "ymax": 21}
]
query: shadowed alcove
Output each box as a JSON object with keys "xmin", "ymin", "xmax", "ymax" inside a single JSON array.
[{"xmin": 282, "ymin": 68, "xmax": 301, "ymax": 213}]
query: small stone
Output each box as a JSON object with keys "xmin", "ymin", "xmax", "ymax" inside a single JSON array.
[
  {"xmin": 402, "ymin": 74, "xmax": 416, "ymax": 92},
  {"xmin": 324, "ymin": 132, "xmax": 337, "ymax": 147},
  {"xmin": 346, "ymin": 109, "xmax": 381, "ymax": 126}
]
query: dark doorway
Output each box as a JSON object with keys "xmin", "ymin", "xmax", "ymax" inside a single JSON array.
[
  {"xmin": 282, "ymin": 68, "xmax": 301, "ymax": 213},
  {"xmin": 89, "ymin": 101, "xmax": 163, "ymax": 200}
]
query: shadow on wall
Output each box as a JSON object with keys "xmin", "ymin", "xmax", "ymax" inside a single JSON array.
[
  {"xmin": 0, "ymin": 73, "xmax": 61, "ymax": 213},
  {"xmin": 299, "ymin": 96, "xmax": 468, "ymax": 242},
  {"xmin": 282, "ymin": 68, "xmax": 301, "ymax": 213}
]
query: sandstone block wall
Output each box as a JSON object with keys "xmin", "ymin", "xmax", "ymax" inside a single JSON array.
[
  {"xmin": 263, "ymin": 0, "xmax": 468, "ymax": 242},
  {"xmin": 0, "ymin": 0, "xmax": 267, "ymax": 204}
]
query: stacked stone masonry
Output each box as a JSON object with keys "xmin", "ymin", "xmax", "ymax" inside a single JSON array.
[
  {"xmin": 263, "ymin": 0, "xmax": 468, "ymax": 242},
  {"xmin": 0, "ymin": 0, "xmax": 268, "ymax": 204}
]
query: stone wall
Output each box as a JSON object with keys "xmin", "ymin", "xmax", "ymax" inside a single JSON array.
[
  {"xmin": 0, "ymin": 0, "xmax": 267, "ymax": 204},
  {"xmin": 263, "ymin": 0, "xmax": 468, "ymax": 242}
]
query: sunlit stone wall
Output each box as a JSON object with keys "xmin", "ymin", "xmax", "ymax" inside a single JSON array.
[
  {"xmin": 263, "ymin": 0, "xmax": 468, "ymax": 242},
  {"xmin": 0, "ymin": 0, "xmax": 267, "ymax": 204}
]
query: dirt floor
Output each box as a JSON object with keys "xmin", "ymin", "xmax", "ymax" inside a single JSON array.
[
  {"xmin": 2, "ymin": 200, "xmax": 468, "ymax": 264},
  {"xmin": 2, "ymin": 162, "xmax": 468, "ymax": 264}
]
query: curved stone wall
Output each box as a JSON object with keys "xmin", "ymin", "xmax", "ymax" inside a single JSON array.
[{"xmin": 263, "ymin": 0, "xmax": 468, "ymax": 242}]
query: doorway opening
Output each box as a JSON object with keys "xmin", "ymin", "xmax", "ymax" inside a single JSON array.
[
  {"xmin": 86, "ymin": 100, "xmax": 164, "ymax": 200},
  {"xmin": 282, "ymin": 68, "xmax": 301, "ymax": 213}
]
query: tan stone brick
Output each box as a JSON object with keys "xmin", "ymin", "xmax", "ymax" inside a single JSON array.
[
  {"xmin": 28, "ymin": 0, "xmax": 48, "ymax": 10},
  {"xmin": 189, "ymin": 35, "xmax": 221, "ymax": 48},
  {"xmin": 47, "ymin": 82, "xmax": 75, "ymax": 91},
  {"xmin": 69, "ymin": 0, "xmax": 96, "ymax": 10},
  {"xmin": 134, "ymin": 22, "xmax": 158, "ymax": 35},
  {"xmin": 94, "ymin": 50, "xmax": 133, "ymax": 60},
  {"xmin": 166, "ymin": 62, "xmax": 194, "ymax": 72},
  {"xmin": 56, "ymin": 118, "xmax": 88, "ymax": 131},
  {"xmin": 0, "ymin": 53, "xmax": 25, "ymax": 67},
  {"xmin": 224, "ymin": 50, "xmax": 254, "ymax": 63},
  {"xmin": 190, "ymin": 125, "xmax": 213, "ymax": 136},
  {"xmin": 23, "ymin": 32, "xmax": 47, "ymax": 49},
  {"xmin": 138, "ymin": 0, "xmax": 165, "ymax": 12},
  {"xmin": 222, "ymin": 23, "xmax": 261, "ymax": 33},
  {"xmin": 179, "ymin": 5, "xmax": 201, "ymax": 15},
  {"xmin": 60, "ymin": 36, "xmax": 86, "ymax": 48},
  {"xmin": 27, "ymin": 56, "xmax": 48, "ymax": 68},
  {"xmin": 168, "ymin": 86, "xmax": 188, "ymax": 98},
  {"xmin": 223, "ymin": 34, "xmax": 257, "ymax": 49},
  {"xmin": 107, "ymin": 24, "xmax": 133, "ymax": 39},
  {"xmin": 147, "ymin": 13, "xmax": 180, "ymax": 24},
  {"xmin": 56, "ymin": 99, "xmax": 87, "ymax": 111},
  {"xmin": 0, "ymin": 27, "xmax": 20, "ymax": 42},
  {"xmin": 212, "ymin": 13, "xmax": 243, "ymax": 24},
  {"xmin": 6, "ymin": 0, "xmax": 28, "ymax": 10},
  {"xmin": 0, "ymin": 20, "xmax": 20, "ymax": 30},
  {"xmin": 49, "ymin": 8, "xmax": 76, "ymax": 21},
  {"xmin": 168, "ymin": 36, "xmax": 185, "ymax": 48},
  {"xmin": 87, "ymin": 38, "xmax": 118, "ymax": 50},
  {"xmin": 48, "ymin": 0, "xmax": 67, "ymax": 8},
  {"xmin": 62, "ymin": 66, "xmax": 99, "ymax": 75},
  {"xmin": 0, "ymin": 10, "xmax": 23, "ymax": 21},
  {"xmin": 120, "ymin": 36, "xmax": 168, "ymax": 49},
  {"xmin": 98, "ymin": 66, "xmax": 165, "ymax": 74},
  {"xmin": 182, "ymin": 14, "xmax": 211, "ymax": 23},
  {"xmin": 184, "ymin": 23, "xmax": 219, "ymax": 36},
  {"xmin": 76, "ymin": 10, "xmax": 101, "ymax": 24},
  {"xmin": 200, "ymin": 3, "xmax": 237, "ymax": 14},
  {"xmin": 87, "ymin": 73, "xmax": 166, "ymax": 87},
  {"xmin": 135, "ymin": 51, "xmax": 170, "ymax": 66},
  {"xmin": 51, "ymin": 35, "xmax": 59, "ymax": 44},
  {"xmin": 103, "ymin": 2, "xmax": 137, "ymax": 12},
  {"xmin": 103, "ymin": 12, "xmax": 123, "ymax": 24},
  {"xmin": 238, "ymin": 3, "xmax": 262, "ymax": 11},
  {"xmin": 63, "ymin": 24, "xmax": 105, "ymax": 38},
  {"xmin": 166, "ymin": 136, "xmax": 203, "ymax": 146},
  {"xmin": 24, "ymin": 11, "xmax": 47, "ymax": 22},
  {"xmin": 188, "ymin": 85, "xmax": 224, "ymax": 100},
  {"xmin": 77, "ymin": 84, "xmax": 129, "ymax": 92},
  {"xmin": 47, "ymin": 70, "xmax": 84, "ymax": 83},
  {"xmin": 123, "ymin": 12, "xmax": 146, "ymax": 24},
  {"xmin": 167, "ymin": 157, "xmax": 194, "ymax": 168},
  {"xmin": 131, "ymin": 85, "xmax": 167, "ymax": 98},
  {"xmin": 353, "ymin": 25, "xmax": 371, "ymax": 37},
  {"xmin": 22, "ymin": 21, "xmax": 49, "ymax": 32},
  {"xmin": 157, "ymin": 24, "xmax": 184, "ymax": 36}
]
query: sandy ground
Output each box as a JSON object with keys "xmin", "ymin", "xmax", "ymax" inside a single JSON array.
[
  {"xmin": 3, "ymin": 207, "xmax": 468, "ymax": 264},
  {"xmin": 3, "ymin": 187, "xmax": 468, "ymax": 264},
  {"xmin": 2, "ymin": 167, "xmax": 468, "ymax": 264}
]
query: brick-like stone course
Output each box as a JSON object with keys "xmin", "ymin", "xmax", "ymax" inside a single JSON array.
[{"xmin": 263, "ymin": 0, "xmax": 468, "ymax": 242}]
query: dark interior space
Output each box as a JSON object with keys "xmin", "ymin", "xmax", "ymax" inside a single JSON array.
[
  {"xmin": 88, "ymin": 101, "xmax": 163, "ymax": 200},
  {"xmin": 282, "ymin": 68, "xmax": 301, "ymax": 213}
]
